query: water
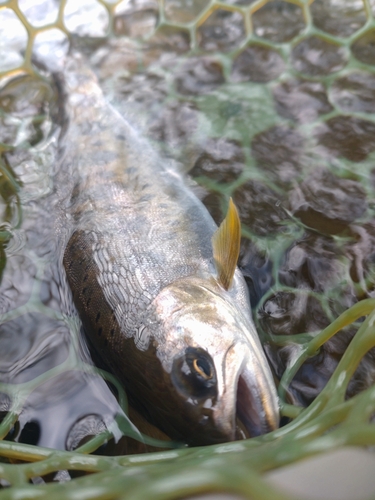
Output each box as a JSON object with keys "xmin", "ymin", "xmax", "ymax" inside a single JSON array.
[{"xmin": 0, "ymin": 0, "xmax": 375, "ymax": 485}]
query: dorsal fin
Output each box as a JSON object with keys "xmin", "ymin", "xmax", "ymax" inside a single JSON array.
[{"xmin": 212, "ymin": 198, "xmax": 241, "ymax": 291}]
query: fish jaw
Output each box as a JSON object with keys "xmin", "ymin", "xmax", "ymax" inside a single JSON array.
[
  {"xmin": 152, "ymin": 276, "xmax": 279, "ymax": 444},
  {"xmin": 226, "ymin": 340, "xmax": 279, "ymax": 438}
]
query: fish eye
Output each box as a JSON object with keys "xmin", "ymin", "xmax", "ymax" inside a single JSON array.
[
  {"xmin": 192, "ymin": 357, "xmax": 212, "ymax": 380},
  {"xmin": 171, "ymin": 347, "xmax": 217, "ymax": 399}
]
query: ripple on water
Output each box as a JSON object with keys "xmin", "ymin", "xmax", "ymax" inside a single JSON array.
[
  {"xmin": 17, "ymin": 370, "xmax": 120, "ymax": 449},
  {"xmin": 331, "ymin": 71, "xmax": 375, "ymax": 114},
  {"xmin": 292, "ymin": 36, "xmax": 348, "ymax": 76},
  {"xmin": 0, "ymin": 9, "xmax": 28, "ymax": 72},
  {"xmin": 197, "ymin": 8, "xmax": 246, "ymax": 53},
  {"xmin": 314, "ymin": 116, "xmax": 375, "ymax": 162},
  {"xmin": 189, "ymin": 137, "xmax": 244, "ymax": 184},
  {"xmin": 289, "ymin": 168, "xmax": 368, "ymax": 234},
  {"xmin": 231, "ymin": 44, "xmax": 285, "ymax": 83},
  {"xmin": 18, "ymin": 0, "xmax": 59, "ymax": 27},
  {"xmin": 273, "ymin": 79, "xmax": 333, "ymax": 124},
  {"xmin": 251, "ymin": 125, "xmax": 305, "ymax": 187},
  {"xmin": 351, "ymin": 29, "xmax": 375, "ymax": 66},
  {"xmin": 148, "ymin": 100, "xmax": 200, "ymax": 152},
  {"xmin": 0, "ymin": 74, "xmax": 57, "ymax": 149},
  {"xmin": 164, "ymin": 0, "xmax": 210, "ymax": 24},
  {"xmin": 0, "ymin": 255, "xmax": 35, "ymax": 313},
  {"xmin": 0, "ymin": 313, "xmax": 70, "ymax": 384},
  {"xmin": 252, "ymin": 0, "xmax": 305, "ymax": 43},
  {"xmin": 147, "ymin": 25, "xmax": 191, "ymax": 55},
  {"xmin": 260, "ymin": 290, "xmax": 330, "ymax": 338},
  {"xmin": 114, "ymin": 0, "xmax": 159, "ymax": 38},
  {"xmin": 66, "ymin": 414, "xmax": 107, "ymax": 451},
  {"xmin": 175, "ymin": 57, "xmax": 225, "ymax": 96},
  {"xmin": 63, "ymin": 0, "xmax": 109, "ymax": 37},
  {"xmin": 311, "ymin": 0, "xmax": 367, "ymax": 37},
  {"xmin": 233, "ymin": 180, "xmax": 288, "ymax": 237},
  {"xmin": 278, "ymin": 233, "xmax": 347, "ymax": 293}
]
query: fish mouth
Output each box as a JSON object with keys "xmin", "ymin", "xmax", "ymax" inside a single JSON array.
[
  {"xmin": 235, "ymin": 369, "xmax": 276, "ymax": 439},
  {"xmin": 216, "ymin": 343, "xmax": 279, "ymax": 441}
]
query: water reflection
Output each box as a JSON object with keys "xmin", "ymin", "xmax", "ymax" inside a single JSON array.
[
  {"xmin": 0, "ymin": 72, "xmax": 127, "ymax": 452},
  {"xmin": 18, "ymin": 371, "xmax": 120, "ymax": 450}
]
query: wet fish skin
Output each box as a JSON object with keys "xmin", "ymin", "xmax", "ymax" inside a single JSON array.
[{"xmin": 56, "ymin": 53, "xmax": 279, "ymax": 445}]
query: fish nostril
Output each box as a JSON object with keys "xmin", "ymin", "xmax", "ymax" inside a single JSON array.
[{"xmin": 236, "ymin": 372, "xmax": 263, "ymax": 438}]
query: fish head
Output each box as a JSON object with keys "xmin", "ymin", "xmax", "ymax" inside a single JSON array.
[{"xmin": 150, "ymin": 275, "xmax": 279, "ymax": 445}]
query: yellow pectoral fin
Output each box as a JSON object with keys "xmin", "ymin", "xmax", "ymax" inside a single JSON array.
[{"xmin": 212, "ymin": 197, "xmax": 241, "ymax": 291}]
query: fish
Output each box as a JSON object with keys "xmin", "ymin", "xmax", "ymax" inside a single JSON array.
[{"xmin": 53, "ymin": 52, "xmax": 279, "ymax": 446}]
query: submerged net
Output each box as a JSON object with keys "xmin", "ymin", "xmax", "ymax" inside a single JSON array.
[{"xmin": 1, "ymin": 0, "xmax": 375, "ymax": 498}]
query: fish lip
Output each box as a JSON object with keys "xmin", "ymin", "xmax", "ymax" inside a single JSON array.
[
  {"xmin": 235, "ymin": 356, "xmax": 279, "ymax": 438},
  {"xmin": 216, "ymin": 339, "xmax": 279, "ymax": 440},
  {"xmin": 209, "ymin": 343, "xmax": 279, "ymax": 443},
  {"xmin": 236, "ymin": 372, "xmax": 270, "ymax": 438}
]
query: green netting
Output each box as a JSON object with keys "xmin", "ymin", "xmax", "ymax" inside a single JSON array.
[{"xmin": 1, "ymin": 0, "xmax": 375, "ymax": 498}]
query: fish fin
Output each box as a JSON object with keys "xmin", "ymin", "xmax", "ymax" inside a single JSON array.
[{"xmin": 212, "ymin": 197, "xmax": 241, "ymax": 291}]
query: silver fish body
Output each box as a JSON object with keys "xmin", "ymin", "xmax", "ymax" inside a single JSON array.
[{"xmin": 55, "ymin": 54, "xmax": 279, "ymax": 445}]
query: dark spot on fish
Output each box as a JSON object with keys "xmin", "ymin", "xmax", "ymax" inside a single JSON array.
[
  {"xmin": 110, "ymin": 328, "xmax": 115, "ymax": 336},
  {"xmin": 98, "ymin": 327, "xmax": 102, "ymax": 337},
  {"xmin": 68, "ymin": 260, "xmax": 74, "ymax": 270},
  {"xmin": 116, "ymin": 133, "xmax": 126, "ymax": 141},
  {"xmin": 82, "ymin": 287, "xmax": 87, "ymax": 295},
  {"xmin": 86, "ymin": 297, "xmax": 91, "ymax": 307},
  {"xmin": 83, "ymin": 274, "xmax": 88, "ymax": 282},
  {"xmin": 96, "ymin": 312, "xmax": 101, "ymax": 323}
]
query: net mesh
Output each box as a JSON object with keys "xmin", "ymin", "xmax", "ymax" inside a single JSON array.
[{"xmin": 0, "ymin": 0, "xmax": 375, "ymax": 498}]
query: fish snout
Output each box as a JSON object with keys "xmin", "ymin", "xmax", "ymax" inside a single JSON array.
[{"xmin": 212, "ymin": 342, "xmax": 279, "ymax": 440}]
